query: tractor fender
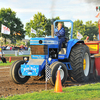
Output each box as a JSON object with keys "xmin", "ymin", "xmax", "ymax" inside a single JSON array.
[{"xmin": 66, "ymin": 39, "xmax": 84, "ymax": 58}]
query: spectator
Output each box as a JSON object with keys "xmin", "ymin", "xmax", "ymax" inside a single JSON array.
[
  {"xmin": 25, "ymin": 45, "xmax": 28, "ymax": 50},
  {"xmin": 12, "ymin": 45, "xmax": 14, "ymax": 50},
  {"xmin": 0, "ymin": 48, "xmax": 2, "ymax": 58},
  {"xmin": 20, "ymin": 45, "xmax": 24, "ymax": 50},
  {"xmin": 10, "ymin": 46, "xmax": 12, "ymax": 50},
  {"xmin": 0, "ymin": 45, "xmax": 1, "ymax": 49},
  {"xmin": 6, "ymin": 45, "xmax": 10, "ymax": 50},
  {"xmin": 2, "ymin": 45, "xmax": 6, "ymax": 50},
  {"xmin": 0, "ymin": 48, "xmax": 5, "ymax": 57},
  {"xmin": 0, "ymin": 47, "xmax": 5, "ymax": 62},
  {"xmin": 28, "ymin": 46, "xmax": 30, "ymax": 51},
  {"xmin": 0, "ymin": 49, "xmax": 6, "ymax": 63}
]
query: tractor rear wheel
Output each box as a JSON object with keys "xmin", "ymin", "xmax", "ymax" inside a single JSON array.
[
  {"xmin": 50, "ymin": 62, "xmax": 68, "ymax": 85},
  {"xmin": 10, "ymin": 60, "xmax": 30, "ymax": 84},
  {"xmin": 69, "ymin": 44, "xmax": 91, "ymax": 82}
]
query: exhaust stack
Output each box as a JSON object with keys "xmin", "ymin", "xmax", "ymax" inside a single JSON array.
[{"xmin": 51, "ymin": 24, "xmax": 54, "ymax": 38}]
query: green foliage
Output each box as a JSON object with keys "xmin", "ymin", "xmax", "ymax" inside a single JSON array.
[
  {"xmin": 25, "ymin": 22, "xmax": 31, "ymax": 37},
  {"xmin": 72, "ymin": 19, "xmax": 98, "ymax": 40},
  {"xmin": 45, "ymin": 17, "xmax": 60, "ymax": 36},
  {"xmin": 85, "ymin": 21, "xmax": 98, "ymax": 40},
  {"xmin": 63, "ymin": 25, "xmax": 70, "ymax": 38},
  {"xmin": 25, "ymin": 12, "xmax": 47, "ymax": 37},
  {"xmin": 0, "ymin": 8, "xmax": 98, "ymax": 41},
  {"xmin": 27, "ymin": 41, "xmax": 30, "ymax": 46},
  {"xmin": 0, "ymin": 61, "xmax": 15, "ymax": 66},
  {"xmin": 25, "ymin": 15, "xmax": 70, "ymax": 37},
  {"xmin": 16, "ymin": 40, "xmax": 25, "ymax": 46},
  {"xmin": 0, "ymin": 8, "xmax": 25, "ymax": 43},
  {"xmin": 72, "ymin": 20, "xmax": 86, "ymax": 40}
]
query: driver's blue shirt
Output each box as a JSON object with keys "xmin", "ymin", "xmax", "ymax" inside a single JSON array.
[
  {"xmin": 54, "ymin": 27, "xmax": 65, "ymax": 50},
  {"xmin": 54, "ymin": 27, "xmax": 65, "ymax": 37}
]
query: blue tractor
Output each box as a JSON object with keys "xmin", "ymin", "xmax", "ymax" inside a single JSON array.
[{"xmin": 10, "ymin": 20, "xmax": 91, "ymax": 85}]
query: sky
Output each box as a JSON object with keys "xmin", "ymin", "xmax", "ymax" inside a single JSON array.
[{"xmin": 0, "ymin": 0, "xmax": 100, "ymax": 39}]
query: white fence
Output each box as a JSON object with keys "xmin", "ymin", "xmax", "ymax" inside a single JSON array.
[{"xmin": 3, "ymin": 50, "xmax": 30, "ymax": 55}]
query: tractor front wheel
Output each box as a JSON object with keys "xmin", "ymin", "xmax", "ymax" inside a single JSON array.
[
  {"xmin": 10, "ymin": 60, "xmax": 30, "ymax": 84},
  {"xmin": 50, "ymin": 62, "xmax": 68, "ymax": 85}
]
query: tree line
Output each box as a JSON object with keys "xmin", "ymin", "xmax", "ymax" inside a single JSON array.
[
  {"xmin": 0, "ymin": 8, "xmax": 25, "ymax": 44},
  {"xmin": 0, "ymin": 8, "xmax": 99, "ymax": 43},
  {"xmin": 25, "ymin": 12, "xmax": 98, "ymax": 40}
]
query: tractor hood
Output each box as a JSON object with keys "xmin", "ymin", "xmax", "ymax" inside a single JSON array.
[
  {"xmin": 30, "ymin": 36, "xmax": 59, "ymax": 59},
  {"xmin": 30, "ymin": 36, "xmax": 59, "ymax": 45}
]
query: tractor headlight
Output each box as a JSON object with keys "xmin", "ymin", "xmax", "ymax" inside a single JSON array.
[
  {"xmin": 48, "ymin": 58, "xmax": 52, "ymax": 62},
  {"xmin": 23, "ymin": 57, "xmax": 29, "ymax": 62},
  {"xmin": 24, "ymin": 57, "xmax": 28, "ymax": 61}
]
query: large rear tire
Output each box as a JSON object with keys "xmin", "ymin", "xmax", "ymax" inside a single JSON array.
[
  {"xmin": 50, "ymin": 62, "xmax": 68, "ymax": 85},
  {"xmin": 69, "ymin": 44, "xmax": 91, "ymax": 82},
  {"xmin": 10, "ymin": 60, "xmax": 30, "ymax": 84}
]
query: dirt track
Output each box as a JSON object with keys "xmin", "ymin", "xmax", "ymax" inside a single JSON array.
[
  {"xmin": 0, "ymin": 65, "xmax": 99, "ymax": 98},
  {"xmin": 0, "ymin": 65, "xmax": 81, "ymax": 98},
  {"xmin": 0, "ymin": 65, "xmax": 53, "ymax": 97}
]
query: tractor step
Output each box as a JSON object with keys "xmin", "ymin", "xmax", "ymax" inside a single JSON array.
[{"xmin": 58, "ymin": 54, "xmax": 67, "ymax": 59}]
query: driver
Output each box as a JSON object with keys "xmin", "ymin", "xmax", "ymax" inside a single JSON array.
[{"xmin": 54, "ymin": 22, "xmax": 65, "ymax": 50}]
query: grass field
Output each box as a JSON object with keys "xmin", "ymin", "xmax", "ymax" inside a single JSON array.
[
  {"xmin": 1, "ymin": 83, "xmax": 100, "ymax": 100},
  {"xmin": 0, "ymin": 61, "xmax": 15, "ymax": 66},
  {"xmin": 0, "ymin": 54, "xmax": 29, "ymax": 66}
]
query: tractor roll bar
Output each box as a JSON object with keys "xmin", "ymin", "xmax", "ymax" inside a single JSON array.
[{"xmin": 53, "ymin": 20, "xmax": 73, "ymax": 39}]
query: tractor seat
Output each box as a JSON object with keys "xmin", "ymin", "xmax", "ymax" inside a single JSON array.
[
  {"xmin": 59, "ymin": 48, "xmax": 66, "ymax": 54},
  {"xmin": 59, "ymin": 37, "xmax": 68, "ymax": 54},
  {"xmin": 61, "ymin": 37, "xmax": 68, "ymax": 48}
]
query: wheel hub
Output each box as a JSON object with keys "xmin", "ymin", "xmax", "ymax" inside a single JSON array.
[
  {"xmin": 83, "ymin": 52, "xmax": 89, "ymax": 76},
  {"xmin": 59, "ymin": 69, "xmax": 64, "ymax": 80},
  {"xmin": 83, "ymin": 59, "xmax": 86, "ymax": 70},
  {"xmin": 18, "ymin": 68, "xmax": 25, "ymax": 78}
]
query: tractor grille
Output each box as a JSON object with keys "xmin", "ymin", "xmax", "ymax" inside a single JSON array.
[{"xmin": 30, "ymin": 45, "xmax": 48, "ymax": 55}]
